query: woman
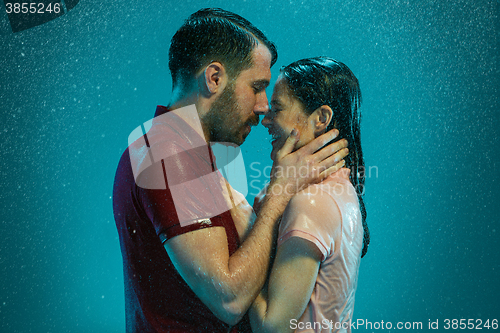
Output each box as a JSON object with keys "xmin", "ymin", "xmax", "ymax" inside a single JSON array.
[{"xmin": 250, "ymin": 57, "xmax": 369, "ymax": 333}]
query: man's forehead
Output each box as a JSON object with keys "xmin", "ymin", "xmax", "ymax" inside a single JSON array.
[
  {"xmin": 252, "ymin": 43, "xmax": 272, "ymax": 67},
  {"xmin": 238, "ymin": 44, "xmax": 272, "ymax": 80}
]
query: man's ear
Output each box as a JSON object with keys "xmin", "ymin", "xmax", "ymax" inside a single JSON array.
[
  {"xmin": 313, "ymin": 105, "xmax": 333, "ymax": 136},
  {"xmin": 199, "ymin": 62, "xmax": 226, "ymax": 97}
]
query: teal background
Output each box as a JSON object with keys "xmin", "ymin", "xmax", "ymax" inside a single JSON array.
[{"xmin": 0, "ymin": 0, "xmax": 498, "ymax": 331}]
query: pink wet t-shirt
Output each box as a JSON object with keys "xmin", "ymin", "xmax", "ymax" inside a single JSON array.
[{"xmin": 278, "ymin": 168, "xmax": 364, "ymax": 333}]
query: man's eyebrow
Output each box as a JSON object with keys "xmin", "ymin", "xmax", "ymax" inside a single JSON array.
[{"xmin": 253, "ymin": 79, "xmax": 270, "ymax": 88}]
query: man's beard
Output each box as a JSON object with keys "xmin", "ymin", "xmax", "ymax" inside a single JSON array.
[{"xmin": 203, "ymin": 83, "xmax": 246, "ymax": 145}]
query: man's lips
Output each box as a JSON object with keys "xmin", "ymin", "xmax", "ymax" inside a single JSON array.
[
  {"xmin": 248, "ymin": 116, "xmax": 260, "ymax": 128},
  {"xmin": 245, "ymin": 119, "xmax": 259, "ymax": 133}
]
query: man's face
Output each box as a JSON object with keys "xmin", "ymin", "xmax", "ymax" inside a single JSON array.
[{"xmin": 206, "ymin": 43, "xmax": 272, "ymax": 145}]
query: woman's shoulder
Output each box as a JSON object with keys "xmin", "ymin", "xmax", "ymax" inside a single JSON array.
[
  {"xmin": 276, "ymin": 184, "xmax": 343, "ymax": 261},
  {"xmin": 284, "ymin": 185, "xmax": 343, "ymax": 233},
  {"xmin": 316, "ymin": 168, "xmax": 359, "ymax": 203}
]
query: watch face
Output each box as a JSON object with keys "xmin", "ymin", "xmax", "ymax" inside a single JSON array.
[{"xmin": 4, "ymin": 0, "xmax": 80, "ymax": 33}]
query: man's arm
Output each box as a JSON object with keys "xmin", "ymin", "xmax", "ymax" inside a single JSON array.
[
  {"xmin": 164, "ymin": 129, "xmax": 347, "ymax": 325},
  {"xmin": 164, "ymin": 192, "xmax": 289, "ymax": 325},
  {"xmin": 221, "ymin": 177, "xmax": 256, "ymax": 243}
]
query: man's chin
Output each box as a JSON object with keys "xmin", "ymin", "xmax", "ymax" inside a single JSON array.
[
  {"xmin": 223, "ymin": 135, "xmax": 244, "ymax": 147},
  {"xmin": 232, "ymin": 133, "xmax": 245, "ymax": 146},
  {"xmin": 237, "ymin": 129, "xmax": 252, "ymax": 146},
  {"xmin": 219, "ymin": 126, "xmax": 251, "ymax": 146}
]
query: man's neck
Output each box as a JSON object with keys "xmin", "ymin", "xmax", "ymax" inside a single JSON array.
[
  {"xmin": 167, "ymin": 88, "xmax": 211, "ymax": 143},
  {"xmin": 169, "ymin": 84, "xmax": 198, "ymax": 110}
]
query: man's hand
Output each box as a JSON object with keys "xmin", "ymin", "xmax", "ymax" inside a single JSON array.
[{"xmin": 269, "ymin": 128, "xmax": 348, "ymax": 198}]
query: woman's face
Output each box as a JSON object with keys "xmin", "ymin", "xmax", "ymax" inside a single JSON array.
[{"xmin": 262, "ymin": 76, "xmax": 316, "ymax": 161}]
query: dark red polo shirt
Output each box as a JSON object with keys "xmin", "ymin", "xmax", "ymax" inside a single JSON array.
[{"xmin": 113, "ymin": 106, "xmax": 251, "ymax": 332}]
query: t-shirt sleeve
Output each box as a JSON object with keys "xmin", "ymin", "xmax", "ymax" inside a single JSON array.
[
  {"xmin": 131, "ymin": 118, "xmax": 231, "ymax": 243},
  {"xmin": 277, "ymin": 189, "xmax": 342, "ymax": 262},
  {"xmin": 137, "ymin": 179, "xmax": 228, "ymax": 243}
]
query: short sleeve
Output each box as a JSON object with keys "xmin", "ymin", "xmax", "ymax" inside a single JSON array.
[
  {"xmin": 130, "ymin": 107, "xmax": 232, "ymax": 242},
  {"xmin": 277, "ymin": 188, "xmax": 342, "ymax": 261},
  {"xmin": 137, "ymin": 182, "xmax": 228, "ymax": 243}
]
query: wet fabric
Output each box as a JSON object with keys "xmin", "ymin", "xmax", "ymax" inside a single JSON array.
[
  {"xmin": 278, "ymin": 168, "xmax": 363, "ymax": 333},
  {"xmin": 113, "ymin": 105, "xmax": 250, "ymax": 332}
]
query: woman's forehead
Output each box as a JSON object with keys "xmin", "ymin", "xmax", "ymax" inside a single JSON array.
[{"xmin": 271, "ymin": 78, "xmax": 295, "ymax": 106}]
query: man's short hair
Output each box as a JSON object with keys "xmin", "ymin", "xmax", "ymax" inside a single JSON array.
[{"xmin": 169, "ymin": 8, "xmax": 278, "ymax": 85}]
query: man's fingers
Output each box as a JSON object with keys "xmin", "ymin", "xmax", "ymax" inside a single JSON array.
[
  {"xmin": 319, "ymin": 147, "xmax": 349, "ymax": 171},
  {"xmin": 275, "ymin": 128, "xmax": 300, "ymax": 160},
  {"xmin": 314, "ymin": 147, "xmax": 348, "ymax": 181},
  {"xmin": 314, "ymin": 139, "xmax": 349, "ymax": 163},
  {"xmin": 300, "ymin": 129, "xmax": 339, "ymax": 155},
  {"xmin": 318, "ymin": 160, "xmax": 346, "ymax": 181}
]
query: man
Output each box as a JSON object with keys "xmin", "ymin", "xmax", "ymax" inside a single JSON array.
[{"xmin": 113, "ymin": 8, "xmax": 349, "ymax": 332}]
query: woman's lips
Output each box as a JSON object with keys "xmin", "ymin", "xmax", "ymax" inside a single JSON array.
[
  {"xmin": 271, "ymin": 136, "xmax": 281, "ymax": 149},
  {"xmin": 268, "ymin": 127, "xmax": 282, "ymax": 149}
]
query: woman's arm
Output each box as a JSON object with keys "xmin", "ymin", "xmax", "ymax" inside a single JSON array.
[
  {"xmin": 250, "ymin": 189, "xmax": 342, "ymax": 333},
  {"xmin": 250, "ymin": 236, "xmax": 322, "ymax": 333}
]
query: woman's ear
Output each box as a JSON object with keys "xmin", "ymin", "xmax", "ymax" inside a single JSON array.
[
  {"xmin": 313, "ymin": 105, "xmax": 333, "ymax": 136},
  {"xmin": 199, "ymin": 62, "xmax": 226, "ymax": 97}
]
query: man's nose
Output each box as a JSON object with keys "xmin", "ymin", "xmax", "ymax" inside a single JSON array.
[{"xmin": 254, "ymin": 90, "xmax": 269, "ymax": 116}]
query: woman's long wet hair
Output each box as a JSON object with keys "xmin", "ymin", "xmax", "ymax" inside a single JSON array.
[{"xmin": 281, "ymin": 56, "xmax": 370, "ymax": 258}]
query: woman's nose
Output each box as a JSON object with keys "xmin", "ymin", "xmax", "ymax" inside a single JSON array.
[{"xmin": 261, "ymin": 113, "xmax": 272, "ymax": 128}]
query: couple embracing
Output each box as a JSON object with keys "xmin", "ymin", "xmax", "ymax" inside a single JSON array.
[{"xmin": 113, "ymin": 8, "xmax": 369, "ymax": 333}]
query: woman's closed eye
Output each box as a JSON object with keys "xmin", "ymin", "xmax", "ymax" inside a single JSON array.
[{"xmin": 270, "ymin": 107, "xmax": 281, "ymax": 114}]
